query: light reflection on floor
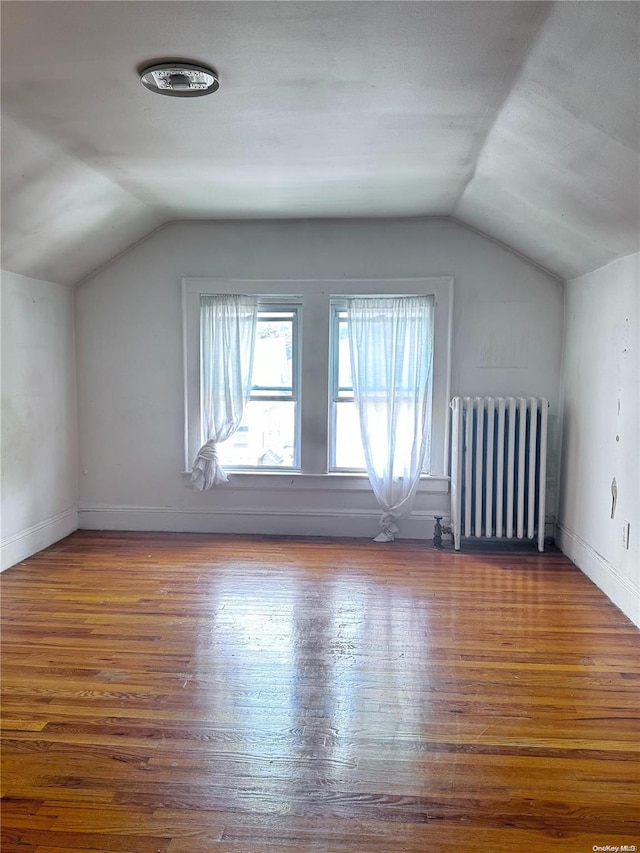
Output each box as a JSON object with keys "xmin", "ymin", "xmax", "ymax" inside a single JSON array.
[{"xmin": 187, "ymin": 565, "xmax": 431, "ymax": 809}]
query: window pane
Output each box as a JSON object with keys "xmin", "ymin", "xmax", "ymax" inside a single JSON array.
[
  {"xmin": 331, "ymin": 301, "xmax": 433, "ymax": 473},
  {"xmin": 220, "ymin": 400, "xmax": 297, "ymax": 468},
  {"xmin": 252, "ymin": 317, "xmax": 293, "ymax": 397},
  {"xmin": 333, "ymin": 401, "xmax": 366, "ymax": 469},
  {"xmin": 336, "ymin": 318, "xmax": 353, "ymax": 398}
]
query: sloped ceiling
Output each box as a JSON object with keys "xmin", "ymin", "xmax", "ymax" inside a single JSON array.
[{"xmin": 1, "ymin": 1, "xmax": 638, "ymax": 286}]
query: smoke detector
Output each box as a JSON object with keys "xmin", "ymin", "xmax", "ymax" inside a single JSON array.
[{"xmin": 139, "ymin": 62, "xmax": 219, "ymax": 97}]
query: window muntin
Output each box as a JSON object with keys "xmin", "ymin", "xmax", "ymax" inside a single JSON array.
[{"xmin": 217, "ymin": 304, "xmax": 300, "ymax": 470}]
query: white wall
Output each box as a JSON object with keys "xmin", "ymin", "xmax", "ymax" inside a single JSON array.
[
  {"xmin": 1, "ymin": 270, "xmax": 78, "ymax": 569},
  {"xmin": 558, "ymin": 253, "xmax": 639, "ymax": 627},
  {"xmin": 75, "ymin": 218, "xmax": 564, "ymax": 539}
]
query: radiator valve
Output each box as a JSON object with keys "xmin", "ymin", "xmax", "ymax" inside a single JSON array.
[{"xmin": 433, "ymin": 516, "xmax": 453, "ymax": 549}]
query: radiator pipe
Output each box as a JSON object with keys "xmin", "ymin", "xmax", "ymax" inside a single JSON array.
[{"xmin": 433, "ymin": 516, "xmax": 453, "ymax": 549}]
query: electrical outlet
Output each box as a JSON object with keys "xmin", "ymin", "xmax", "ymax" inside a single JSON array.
[{"xmin": 622, "ymin": 521, "xmax": 630, "ymax": 550}]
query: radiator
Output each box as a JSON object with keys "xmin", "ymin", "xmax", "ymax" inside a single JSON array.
[{"xmin": 450, "ymin": 396, "xmax": 548, "ymax": 551}]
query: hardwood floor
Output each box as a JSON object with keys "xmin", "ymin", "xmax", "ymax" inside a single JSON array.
[{"xmin": 1, "ymin": 531, "xmax": 639, "ymax": 852}]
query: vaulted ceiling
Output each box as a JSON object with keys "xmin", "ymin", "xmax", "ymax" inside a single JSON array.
[{"xmin": 2, "ymin": 1, "xmax": 638, "ymax": 286}]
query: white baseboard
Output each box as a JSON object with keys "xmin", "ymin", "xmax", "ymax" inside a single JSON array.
[
  {"xmin": 1, "ymin": 508, "xmax": 78, "ymax": 572},
  {"xmin": 78, "ymin": 505, "xmax": 439, "ymax": 541},
  {"xmin": 556, "ymin": 522, "xmax": 640, "ymax": 628}
]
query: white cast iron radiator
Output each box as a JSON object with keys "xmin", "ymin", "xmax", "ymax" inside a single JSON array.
[{"xmin": 450, "ymin": 397, "xmax": 548, "ymax": 551}]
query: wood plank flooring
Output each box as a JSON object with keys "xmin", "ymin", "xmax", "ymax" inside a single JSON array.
[{"xmin": 1, "ymin": 531, "xmax": 639, "ymax": 852}]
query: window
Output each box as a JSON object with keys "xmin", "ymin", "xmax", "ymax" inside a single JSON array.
[
  {"xmin": 219, "ymin": 304, "xmax": 300, "ymax": 469},
  {"xmin": 330, "ymin": 303, "xmax": 366, "ymax": 470},
  {"xmin": 329, "ymin": 299, "xmax": 435, "ymax": 472},
  {"xmin": 183, "ymin": 277, "xmax": 452, "ymax": 480}
]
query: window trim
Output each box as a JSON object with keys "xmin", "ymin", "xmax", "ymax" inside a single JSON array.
[{"xmin": 182, "ymin": 277, "xmax": 453, "ymax": 479}]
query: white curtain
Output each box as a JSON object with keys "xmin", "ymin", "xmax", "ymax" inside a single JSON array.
[
  {"xmin": 191, "ymin": 294, "xmax": 258, "ymax": 490},
  {"xmin": 347, "ymin": 295, "xmax": 434, "ymax": 541}
]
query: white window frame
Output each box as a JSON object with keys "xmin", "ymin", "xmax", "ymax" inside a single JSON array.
[
  {"xmin": 226, "ymin": 300, "xmax": 301, "ymax": 471},
  {"xmin": 183, "ymin": 277, "xmax": 453, "ymax": 481},
  {"xmin": 183, "ymin": 282, "xmax": 302, "ymax": 473},
  {"xmin": 249, "ymin": 302, "xmax": 300, "ymax": 403},
  {"xmin": 328, "ymin": 296, "xmax": 435, "ymax": 473}
]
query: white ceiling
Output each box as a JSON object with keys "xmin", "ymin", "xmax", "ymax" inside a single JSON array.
[{"xmin": 1, "ymin": 1, "xmax": 638, "ymax": 285}]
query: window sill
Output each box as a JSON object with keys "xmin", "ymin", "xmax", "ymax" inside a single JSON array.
[{"xmin": 182, "ymin": 470, "xmax": 450, "ymax": 494}]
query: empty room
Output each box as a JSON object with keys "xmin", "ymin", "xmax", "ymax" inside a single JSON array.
[{"xmin": 1, "ymin": 1, "xmax": 639, "ymax": 851}]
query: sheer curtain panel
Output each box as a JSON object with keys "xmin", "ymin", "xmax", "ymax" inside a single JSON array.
[
  {"xmin": 191, "ymin": 294, "xmax": 258, "ymax": 490},
  {"xmin": 348, "ymin": 295, "xmax": 434, "ymax": 541}
]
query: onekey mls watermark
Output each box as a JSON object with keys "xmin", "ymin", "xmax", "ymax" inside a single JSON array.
[{"xmin": 592, "ymin": 846, "xmax": 637, "ymax": 852}]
